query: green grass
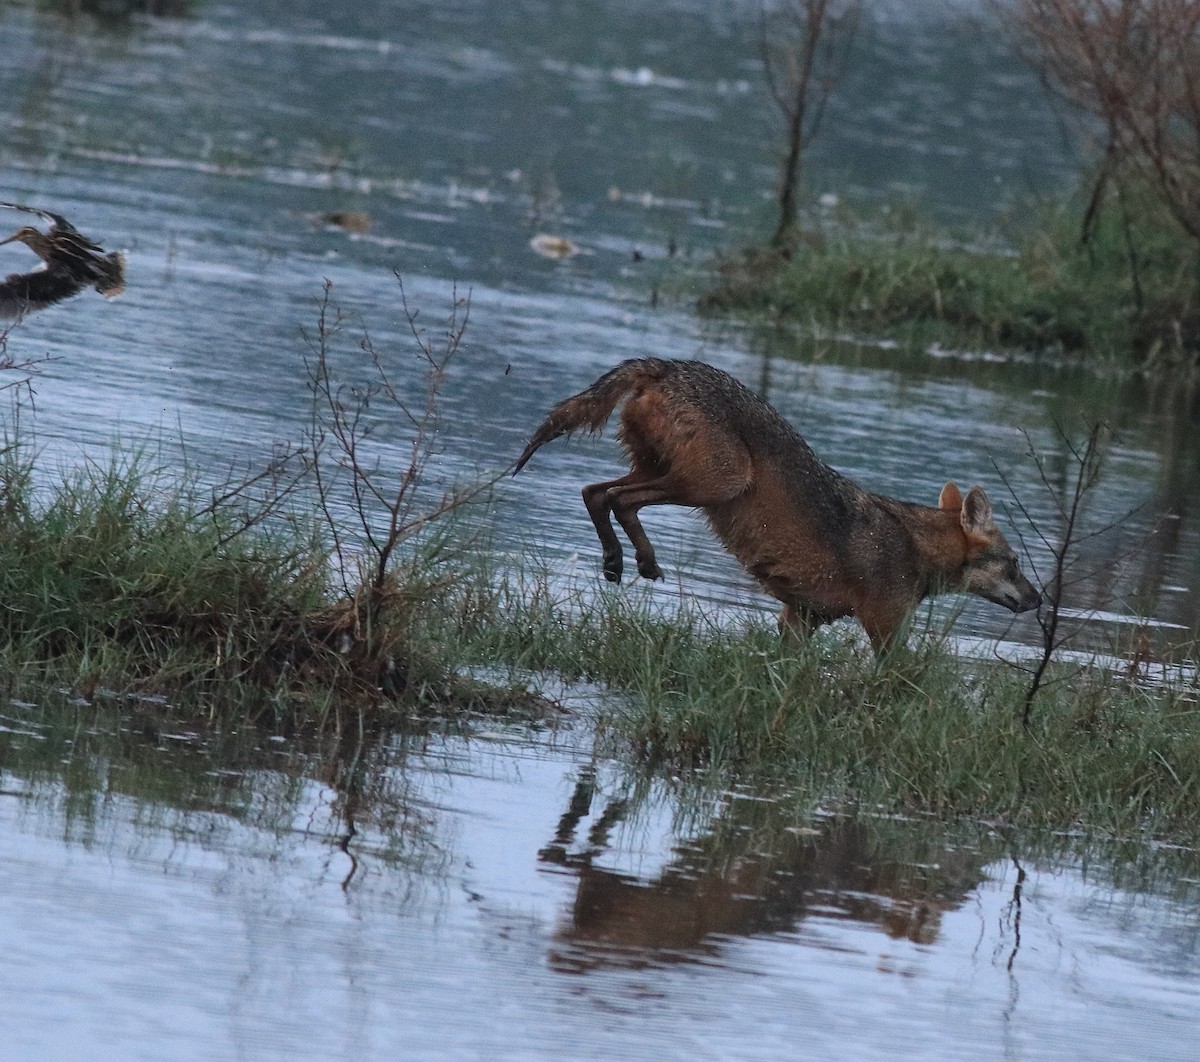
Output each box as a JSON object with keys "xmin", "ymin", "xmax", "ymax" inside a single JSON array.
[
  {"xmin": 3, "ymin": 399, "xmax": 1198, "ymax": 847},
  {"xmin": 701, "ymin": 184, "xmax": 1200, "ymax": 369},
  {"xmin": 3, "ymin": 425, "xmax": 1198, "ymax": 844},
  {"xmin": 456, "ymin": 572, "xmax": 1200, "ymax": 845},
  {"xmin": 0, "ymin": 435, "xmax": 529, "ymax": 721},
  {"xmin": 0, "ymin": 442, "xmax": 315, "ymax": 688}
]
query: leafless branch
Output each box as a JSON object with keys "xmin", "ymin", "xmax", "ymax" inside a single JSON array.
[
  {"xmin": 993, "ymin": 419, "xmax": 1139, "ymax": 727},
  {"xmin": 1013, "ymin": 0, "xmax": 1200, "ymax": 241},
  {"xmin": 301, "ymin": 277, "xmax": 502, "ymax": 676},
  {"xmin": 760, "ymin": 0, "xmax": 864, "ymax": 248}
]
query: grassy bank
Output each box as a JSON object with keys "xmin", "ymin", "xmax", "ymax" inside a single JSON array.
[
  {"xmin": 457, "ymin": 576, "xmax": 1200, "ymax": 844},
  {"xmin": 0, "ymin": 435, "xmax": 516, "ymax": 719},
  {"xmin": 700, "ymin": 184, "xmax": 1200, "ymax": 369},
  {"xmin": 4, "ymin": 276, "xmax": 1198, "ymax": 847},
  {"xmin": 0, "ymin": 283, "xmax": 540, "ymax": 723},
  {"xmin": 3, "ymin": 423, "xmax": 1199, "ymax": 843},
  {"xmin": 0, "ymin": 440, "xmax": 323, "ymax": 691}
]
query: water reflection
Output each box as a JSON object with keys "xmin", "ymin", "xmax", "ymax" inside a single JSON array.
[
  {"xmin": 0, "ymin": 692, "xmax": 451, "ymax": 894},
  {"xmin": 4, "ymin": 693, "xmax": 1200, "ymax": 1059},
  {"xmin": 540, "ymin": 768, "xmax": 996, "ymax": 973}
]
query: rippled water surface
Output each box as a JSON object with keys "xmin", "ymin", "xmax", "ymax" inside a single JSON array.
[
  {"xmin": 2, "ymin": 0, "xmax": 1200, "ymax": 1058},
  {"xmin": 4, "ymin": 698, "xmax": 1200, "ymax": 1062}
]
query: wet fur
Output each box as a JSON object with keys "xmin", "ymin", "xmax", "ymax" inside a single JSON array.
[{"xmin": 514, "ymin": 358, "xmax": 1040, "ymax": 651}]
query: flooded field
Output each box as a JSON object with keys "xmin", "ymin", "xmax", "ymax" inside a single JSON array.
[{"xmin": 2, "ymin": 0, "xmax": 1200, "ymax": 1058}]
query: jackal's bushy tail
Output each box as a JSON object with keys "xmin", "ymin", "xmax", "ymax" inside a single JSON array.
[{"xmin": 513, "ymin": 358, "xmax": 667, "ymax": 473}]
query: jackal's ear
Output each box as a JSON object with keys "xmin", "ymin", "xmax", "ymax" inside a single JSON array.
[
  {"xmin": 938, "ymin": 481, "xmax": 963, "ymax": 510},
  {"xmin": 960, "ymin": 485, "xmax": 996, "ymax": 538}
]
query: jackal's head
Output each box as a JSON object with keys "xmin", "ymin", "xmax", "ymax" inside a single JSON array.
[{"xmin": 940, "ymin": 482, "xmax": 1041, "ymax": 614}]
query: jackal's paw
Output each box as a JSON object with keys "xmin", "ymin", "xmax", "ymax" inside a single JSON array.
[
  {"xmin": 602, "ymin": 552, "xmax": 623, "ymax": 583},
  {"xmin": 637, "ymin": 558, "xmax": 664, "ymax": 581}
]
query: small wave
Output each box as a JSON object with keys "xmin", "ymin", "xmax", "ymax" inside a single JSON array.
[
  {"xmin": 68, "ymin": 148, "xmax": 502, "ymax": 210},
  {"xmin": 1055, "ymin": 607, "xmax": 1189, "ymax": 630},
  {"xmin": 154, "ymin": 22, "xmax": 402, "ymax": 55},
  {"xmin": 541, "ymin": 58, "xmax": 746, "ymax": 95}
]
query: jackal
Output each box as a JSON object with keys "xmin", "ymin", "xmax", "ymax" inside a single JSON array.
[{"xmin": 514, "ymin": 358, "xmax": 1040, "ymax": 651}]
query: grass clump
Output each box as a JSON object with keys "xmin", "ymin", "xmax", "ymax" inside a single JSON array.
[
  {"xmin": 0, "ymin": 437, "xmax": 411, "ymax": 707},
  {"xmin": 0, "ymin": 281, "xmax": 542, "ymax": 723},
  {"xmin": 463, "ymin": 574, "xmax": 1200, "ymax": 845},
  {"xmin": 701, "ymin": 181, "xmax": 1200, "ymax": 369},
  {"xmin": 0, "ymin": 432, "xmax": 534, "ymax": 719},
  {"xmin": 0, "ymin": 441, "xmax": 320, "ymax": 687}
]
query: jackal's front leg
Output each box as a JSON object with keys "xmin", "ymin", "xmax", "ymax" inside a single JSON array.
[
  {"xmin": 779, "ymin": 603, "xmax": 831, "ymax": 640},
  {"xmin": 856, "ymin": 601, "xmax": 912, "ymax": 656}
]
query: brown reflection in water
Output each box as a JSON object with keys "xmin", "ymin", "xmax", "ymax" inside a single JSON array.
[{"xmin": 540, "ymin": 772, "xmax": 989, "ymax": 974}]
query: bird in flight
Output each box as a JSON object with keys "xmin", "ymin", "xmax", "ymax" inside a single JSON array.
[{"xmin": 0, "ymin": 201, "xmax": 124, "ymax": 319}]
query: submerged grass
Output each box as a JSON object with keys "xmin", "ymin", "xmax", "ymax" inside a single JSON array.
[
  {"xmin": 701, "ymin": 183, "xmax": 1200, "ymax": 369},
  {"xmin": 457, "ymin": 571, "xmax": 1200, "ymax": 845}
]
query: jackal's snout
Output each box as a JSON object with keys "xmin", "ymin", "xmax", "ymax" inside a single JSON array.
[
  {"xmin": 970, "ymin": 552, "xmax": 1041, "ymax": 614},
  {"xmin": 991, "ymin": 577, "xmax": 1042, "ymax": 614}
]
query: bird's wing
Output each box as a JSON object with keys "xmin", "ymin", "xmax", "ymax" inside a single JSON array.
[
  {"xmin": 0, "ymin": 266, "xmax": 85, "ymax": 318},
  {"xmin": 0, "ymin": 201, "xmax": 70, "ymax": 229}
]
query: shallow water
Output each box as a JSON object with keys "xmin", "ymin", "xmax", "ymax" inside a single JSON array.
[
  {"xmin": 1, "ymin": 0, "xmax": 1195, "ymax": 652},
  {"xmin": 3, "ymin": 697, "xmax": 1200, "ymax": 1061},
  {"xmin": 2, "ymin": 1, "xmax": 1200, "ymax": 1057}
]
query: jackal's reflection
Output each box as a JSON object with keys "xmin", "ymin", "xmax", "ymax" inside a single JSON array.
[{"xmin": 540, "ymin": 770, "xmax": 991, "ymax": 972}]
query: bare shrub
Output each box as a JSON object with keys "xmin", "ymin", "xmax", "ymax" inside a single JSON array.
[
  {"xmin": 302, "ymin": 277, "xmax": 498, "ymax": 692},
  {"xmin": 760, "ymin": 0, "xmax": 863, "ymax": 248},
  {"xmin": 991, "ymin": 421, "xmax": 1149, "ymax": 728},
  {"xmin": 1015, "ymin": 0, "xmax": 1200, "ymax": 242},
  {"xmin": 0, "ymin": 327, "xmax": 48, "ymax": 401}
]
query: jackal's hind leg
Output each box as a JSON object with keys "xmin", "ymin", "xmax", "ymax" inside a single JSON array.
[
  {"xmin": 606, "ymin": 469, "xmax": 748, "ymax": 582},
  {"xmin": 612, "ymin": 504, "xmax": 664, "ymax": 581},
  {"xmin": 582, "ymin": 473, "xmax": 655, "ymax": 582},
  {"xmin": 587, "ymin": 478, "xmax": 663, "ymax": 581}
]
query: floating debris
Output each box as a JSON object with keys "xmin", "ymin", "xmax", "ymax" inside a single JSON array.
[
  {"xmin": 312, "ymin": 210, "xmax": 372, "ymax": 233},
  {"xmin": 530, "ymin": 233, "xmax": 581, "ymax": 260}
]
